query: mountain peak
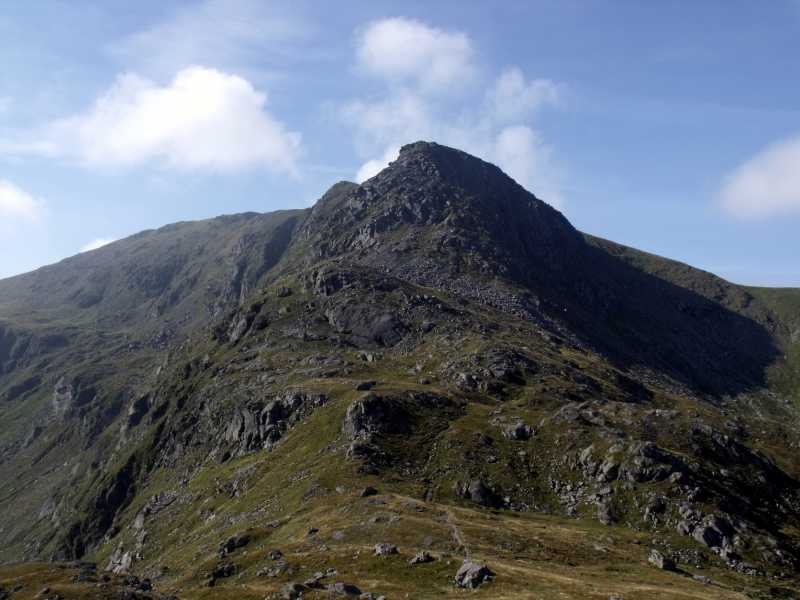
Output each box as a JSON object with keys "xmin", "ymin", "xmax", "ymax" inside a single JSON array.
[
  {"xmin": 395, "ymin": 140, "xmax": 486, "ymax": 165},
  {"xmin": 298, "ymin": 141, "xmax": 584, "ymax": 293},
  {"xmin": 395, "ymin": 140, "xmax": 468, "ymax": 161},
  {"xmin": 382, "ymin": 141, "xmax": 521, "ymax": 196}
]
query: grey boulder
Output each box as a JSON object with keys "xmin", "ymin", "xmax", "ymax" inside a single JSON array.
[{"xmin": 454, "ymin": 559, "xmax": 494, "ymax": 588}]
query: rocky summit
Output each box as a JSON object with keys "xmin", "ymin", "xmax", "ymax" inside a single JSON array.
[{"xmin": 1, "ymin": 141, "xmax": 799, "ymax": 599}]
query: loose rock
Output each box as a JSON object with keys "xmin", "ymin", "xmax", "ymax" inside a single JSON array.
[
  {"xmin": 409, "ymin": 550, "xmax": 435, "ymax": 565},
  {"xmin": 457, "ymin": 479, "xmax": 501, "ymax": 508},
  {"xmin": 218, "ymin": 533, "xmax": 250, "ymax": 557},
  {"xmin": 282, "ymin": 582, "xmax": 307, "ymax": 599},
  {"xmin": 454, "ymin": 560, "xmax": 494, "ymax": 588},
  {"xmin": 326, "ymin": 582, "xmax": 362, "ymax": 596},
  {"xmin": 373, "ymin": 543, "xmax": 398, "ymax": 556},
  {"xmin": 360, "ymin": 486, "xmax": 379, "ymax": 497},
  {"xmin": 648, "ymin": 549, "xmax": 676, "ymax": 571},
  {"xmin": 503, "ymin": 421, "xmax": 533, "ymax": 441}
]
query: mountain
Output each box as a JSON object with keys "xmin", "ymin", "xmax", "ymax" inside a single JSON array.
[{"xmin": 1, "ymin": 142, "xmax": 799, "ymax": 599}]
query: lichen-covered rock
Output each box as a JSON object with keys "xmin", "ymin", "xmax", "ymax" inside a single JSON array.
[
  {"xmin": 360, "ymin": 486, "xmax": 379, "ymax": 497},
  {"xmin": 105, "ymin": 544, "xmax": 132, "ymax": 574},
  {"xmin": 692, "ymin": 514, "xmax": 734, "ymax": 550},
  {"xmin": 454, "ymin": 560, "xmax": 494, "ymax": 588},
  {"xmin": 325, "ymin": 582, "xmax": 362, "ymax": 595},
  {"xmin": 648, "ymin": 549, "xmax": 676, "ymax": 571},
  {"xmin": 502, "ymin": 420, "xmax": 533, "ymax": 441},
  {"xmin": 324, "ymin": 301, "xmax": 406, "ymax": 347},
  {"xmin": 596, "ymin": 499, "xmax": 616, "ymax": 525},
  {"xmin": 281, "ymin": 582, "xmax": 307, "ymax": 599},
  {"xmin": 52, "ymin": 377, "xmax": 74, "ymax": 417},
  {"xmin": 342, "ymin": 393, "xmax": 409, "ymax": 440},
  {"xmin": 457, "ymin": 479, "xmax": 502, "ymax": 508},
  {"xmin": 212, "ymin": 561, "xmax": 235, "ymax": 579},
  {"xmin": 620, "ymin": 442, "xmax": 679, "ymax": 482},
  {"xmin": 218, "ymin": 533, "xmax": 250, "ymax": 558},
  {"xmin": 409, "ymin": 550, "xmax": 434, "ymax": 565},
  {"xmin": 373, "ymin": 543, "xmax": 398, "ymax": 556},
  {"xmin": 223, "ymin": 391, "xmax": 329, "ymax": 456}
]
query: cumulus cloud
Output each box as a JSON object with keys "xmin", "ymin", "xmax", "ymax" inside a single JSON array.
[
  {"xmin": 80, "ymin": 238, "xmax": 117, "ymax": 253},
  {"xmin": 493, "ymin": 126, "xmax": 563, "ymax": 205},
  {"xmin": 5, "ymin": 66, "xmax": 302, "ymax": 174},
  {"xmin": 343, "ymin": 91, "xmax": 431, "ymax": 150},
  {"xmin": 355, "ymin": 146, "xmax": 401, "ymax": 183},
  {"xmin": 346, "ymin": 20, "xmax": 563, "ymax": 206},
  {"xmin": 357, "ymin": 17, "xmax": 475, "ymax": 93},
  {"xmin": 720, "ymin": 135, "xmax": 800, "ymax": 219},
  {"xmin": 0, "ymin": 180, "xmax": 43, "ymax": 221}
]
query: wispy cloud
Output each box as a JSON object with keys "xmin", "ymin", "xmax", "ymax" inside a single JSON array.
[
  {"xmin": 80, "ymin": 237, "xmax": 117, "ymax": 253},
  {"xmin": 1, "ymin": 66, "xmax": 302, "ymax": 174},
  {"xmin": 0, "ymin": 179, "xmax": 43, "ymax": 222},
  {"xmin": 344, "ymin": 18, "xmax": 564, "ymax": 207},
  {"xmin": 719, "ymin": 134, "xmax": 800, "ymax": 219},
  {"xmin": 109, "ymin": 0, "xmax": 314, "ymax": 81},
  {"xmin": 487, "ymin": 68, "xmax": 559, "ymax": 122}
]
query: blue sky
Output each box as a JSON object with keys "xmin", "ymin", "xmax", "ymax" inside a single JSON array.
[{"xmin": 1, "ymin": 1, "xmax": 799, "ymax": 285}]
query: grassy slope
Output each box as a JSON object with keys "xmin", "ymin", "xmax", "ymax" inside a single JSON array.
[
  {"xmin": 79, "ymin": 388, "xmax": 773, "ymax": 600},
  {"xmin": 0, "ymin": 209, "xmax": 307, "ymax": 331},
  {"xmin": 587, "ymin": 235, "xmax": 800, "ymax": 400},
  {"xmin": 51, "ymin": 273, "xmax": 794, "ymax": 599},
  {"xmin": 747, "ymin": 287, "xmax": 800, "ymax": 395},
  {"xmin": 584, "ymin": 235, "xmax": 780, "ymax": 330},
  {"xmin": 83, "ymin": 395, "xmax": 747, "ymax": 599}
]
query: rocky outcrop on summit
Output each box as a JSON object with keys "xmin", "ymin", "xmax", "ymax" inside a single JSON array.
[{"xmin": 296, "ymin": 142, "xmax": 584, "ymax": 291}]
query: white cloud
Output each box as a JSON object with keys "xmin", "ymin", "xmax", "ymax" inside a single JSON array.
[
  {"xmin": 720, "ymin": 135, "xmax": 800, "ymax": 219},
  {"xmin": 344, "ymin": 21, "xmax": 564, "ymax": 207},
  {"xmin": 357, "ymin": 17, "xmax": 475, "ymax": 93},
  {"xmin": 493, "ymin": 126, "xmax": 563, "ymax": 206},
  {"xmin": 5, "ymin": 66, "xmax": 302, "ymax": 174},
  {"xmin": 487, "ymin": 68, "xmax": 560, "ymax": 123},
  {"xmin": 110, "ymin": 0, "xmax": 312, "ymax": 79},
  {"xmin": 81, "ymin": 238, "xmax": 117, "ymax": 253},
  {"xmin": 343, "ymin": 91, "xmax": 432, "ymax": 150},
  {"xmin": 0, "ymin": 180, "xmax": 43, "ymax": 221},
  {"xmin": 356, "ymin": 146, "xmax": 400, "ymax": 183}
]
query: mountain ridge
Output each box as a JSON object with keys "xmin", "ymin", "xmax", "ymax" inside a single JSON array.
[{"xmin": 1, "ymin": 141, "xmax": 799, "ymax": 599}]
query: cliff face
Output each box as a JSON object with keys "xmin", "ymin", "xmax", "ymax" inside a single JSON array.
[{"xmin": 0, "ymin": 142, "xmax": 799, "ymax": 598}]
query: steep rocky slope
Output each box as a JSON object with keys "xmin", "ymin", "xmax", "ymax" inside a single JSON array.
[
  {"xmin": 0, "ymin": 142, "xmax": 799, "ymax": 599},
  {"xmin": 0, "ymin": 210, "xmax": 305, "ymax": 561}
]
